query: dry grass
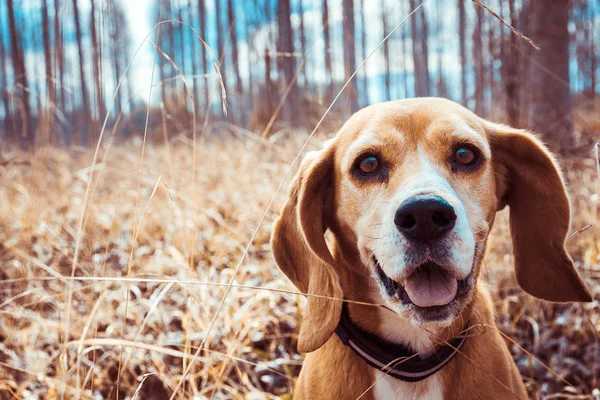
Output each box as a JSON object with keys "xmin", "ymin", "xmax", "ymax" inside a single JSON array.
[{"xmin": 0, "ymin": 129, "xmax": 599, "ymax": 399}]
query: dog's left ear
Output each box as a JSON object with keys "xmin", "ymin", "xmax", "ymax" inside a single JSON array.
[
  {"xmin": 271, "ymin": 145, "xmax": 343, "ymax": 353},
  {"xmin": 486, "ymin": 120, "xmax": 592, "ymax": 302}
]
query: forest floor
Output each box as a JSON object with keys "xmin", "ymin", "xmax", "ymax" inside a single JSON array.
[{"xmin": 0, "ymin": 129, "xmax": 599, "ymax": 399}]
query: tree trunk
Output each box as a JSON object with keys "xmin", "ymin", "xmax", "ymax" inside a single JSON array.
[
  {"xmin": 228, "ymin": 0, "xmax": 243, "ymax": 102},
  {"xmin": 264, "ymin": 47, "xmax": 274, "ymax": 115},
  {"xmin": 7, "ymin": 0, "xmax": 33, "ymax": 147},
  {"xmin": 277, "ymin": 0, "xmax": 298, "ymax": 123},
  {"xmin": 435, "ymin": 0, "xmax": 446, "ymax": 98},
  {"xmin": 111, "ymin": 2, "xmax": 124, "ymax": 114},
  {"xmin": 342, "ymin": 0, "xmax": 358, "ymax": 114},
  {"xmin": 189, "ymin": 0, "xmax": 199, "ymax": 108},
  {"xmin": 40, "ymin": 0, "xmax": 54, "ymax": 143},
  {"xmin": 590, "ymin": 7, "xmax": 599, "ymax": 97},
  {"xmin": 458, "ymin": 0, "xmax": 467, "ymax": 104},
  {"xmin": 216, "ymin": 0, "xmax": 226, "ymax": 94},
  {"xmin": 245, "ymin": 22, "xmax": 254, "ymax": 117},
  {"xmin": 154, "ymin": 3, "xmax": 166, "ymax": 111},
  {"xmin": 473, "ymin": 5, "xmax": 485, "ymax": 114},
  {"xmin": 42, "ymin": 0, "xmax": 55, "ymax": 114},
  {"xmin": 178, "ymin": 2, "xmax": 186, "ymax": 78},
  {"xmin": 419, "ymin": 5, "xmax": 430, "ymax": 95},
  {"xmin": 198, "ymin": 0, "xmax": 209, "ymax": 107},
  {"xmin": 360, "ymin": 0, "xmax": 368, "ymax": 104},
  {"xmin": 72, "ymin": 0, "xmax": 91, "ymax": 145},
  {"xmin": 528, "ymin": 0, "xmax": 572, "ymax": 151},
  {"xmin": 591, "ymin": 12, "xmax": 597, "ymax": 96},
  {"xmin": 504, "ymin": 0, "xmax": 520, "ymax": 126},
  {"xmin": 298, "ymin": 0, "xmax": 308, "ymax": 90},
  {"xmin": 53, "ymin": 0, "xmax": 66, "ymax": 115},
  {"xmin": 409, "ymin": 0, "xmax": 429, "ymax": 97},
  {"xmin": 402, "ymin": 0, "xmax": 409, "ymax": 98},
  {"xmin": 91, "ymin": 0, "xmax": 104, "ymax": 139},
  {"xmin": 381, "ymin": 0, "xmax": 390, "ymax": 101},
  {"xmin": 487, "ymin": 11, "xmax": 495, "ymax": 113},
  {"xmin": 322, "ymin": 0, "xmax": 332, "ymax": 101},
  {"xmin": 166, "ymin": 0, "xmax": 177, "ymax": 95},
  {"xmin": 0, "ymin": 25, "xmax": 11, "ymax": 140}
]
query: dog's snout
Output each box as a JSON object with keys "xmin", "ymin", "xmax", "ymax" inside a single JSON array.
[{"xmin": 394, "ymin": 195, "xmax": 457, "ymax": 241}]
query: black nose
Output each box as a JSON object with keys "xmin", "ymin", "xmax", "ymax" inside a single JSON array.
[{"xmin": 394, "ymin": 195, "xmax": 457, "ymax": 241}]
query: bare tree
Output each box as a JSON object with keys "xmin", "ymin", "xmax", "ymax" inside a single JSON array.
[
  {"xmin": 277, "ymin": 0, "xmax": 298, "ymax": 122},
  {"xmin": 401, "ymin": 2, "xmax": 409, "ymax": 97},
  {"xmin": 41, "ymin": 0, "xmax": 55, "ymax": 113},
  {"xmin": 110, "ymin": 2, "xmax": 124, "ymax": 113},
  {"xmin": 419, "ymin": 3, "xmax": 430, "ymax": 95},
  {"xmin": 198, "ymin": 0, "xmax": 209, "ymax": 107},
  {"xmin": 435, "ymin": 0, "xmax": 447, "ymax": 98},
  {"xmin": 72, "ymin": 0, "xmax": 91, "ymax": 144},
  {"xmin": 589, "ymin": 7, "xmax": 597, "ymax": 96},
  {"xmin": 215, "ymin": 0, "xmax": 226, "ymax": 93},
  {"xmin": 503, "ymin": 0, "xmax": 520, "ymax": 126},
  {"xmin": 166, "ymin": 0, "xmax": 177, "ymax": 95},
  {"xmin": 381, "ymin": 0, "xmax": 390, "ymax": 101},
  {"xmin": 528, "ymin": 0, "xmax": 572, "ymax": 151},
  {"xmin": 228, "ymin": 0, "xmax": 243, "ymax": 102},
  {"xmin": 91, "ymin": 0, "xmax": 104, "ymax": 134},
  {"xmin": 178, "ymin": 1, "xmax": 187, "ymax": 77},
  {"xmin": 54, "ymin": 0, "xmax": 66, "ymax": 114},
  {"xmin": 322, "ymin": 0, "xmax": 332, "ymax": 100},
  {"xmin": 409, "ymin": 0, "xmax": 429, "ymax": 97},
  {"xmin": 342, "ymin": 0, "xmax": 358, "ymax": 113},
  {"xmin": 0, "ymin": 24, "xmax": 12, "ymax": 139},
  {"xmin": 458, "ymin": 0, "xmax": 467, "ymax": 104},
  {"xmin": 473, "ymin": 4, "xmax": 484, "ymax": 114},
  {"xmin": 244, "ymin": 14, "xmax": 254, "ymax": 115},
  {"xmin": 591, "ymin": 10, "xmax": 597, "ymax": 96},
  {"xmin": 298, "ymin": 0, "xmax": 308, "ymax": 90},
  {"xmin": 7, "ymin": 0, "xmax": 33, "ymax": 146},
  {"xmin": 359, "ymin": 0, "xmax": 368, "ymax": 104},
  {"xmin": 486, "ymin": 11, "xmax": 496, "ymax": 111},
  {"xmin": 189, "ymin": 0, "xmax": 199, "ymax": 107},
  {"xmin": 264, "ymin": 46, "xmax": 274, "ymax": 115}
]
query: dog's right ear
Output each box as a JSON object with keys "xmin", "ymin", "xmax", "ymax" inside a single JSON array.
[{"xmin": 271, "ymin": 145, "xmax": 343, "ymax": 353}]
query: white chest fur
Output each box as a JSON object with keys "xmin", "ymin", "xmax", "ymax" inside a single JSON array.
[{"xmin": 374, "ymin": 371, "xmax": 443, "ymax": 400}]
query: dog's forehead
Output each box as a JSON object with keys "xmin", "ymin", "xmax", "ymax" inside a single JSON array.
[{"xmin": 335, "ymin": 99, "xmax": 487, "ymax": 155}]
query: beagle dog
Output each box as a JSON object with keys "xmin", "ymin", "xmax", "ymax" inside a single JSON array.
[{"xmin": 271, "ymin": 98, "xmax": 592, "ymax": 399}]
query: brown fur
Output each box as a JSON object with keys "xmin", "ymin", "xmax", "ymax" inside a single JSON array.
[{"xmin": 271, "ymin": 98, "xmax": 591, "ymax": 399}]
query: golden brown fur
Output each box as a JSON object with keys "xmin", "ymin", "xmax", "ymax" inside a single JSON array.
[{"xmin": 271, "ymin": 98, "xmax": 591, "ymax": 399}]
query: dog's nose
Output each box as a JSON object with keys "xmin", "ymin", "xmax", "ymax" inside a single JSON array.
[{"xmin": 394, "ymin": 195, "xmax": 457, "ymax": 241}]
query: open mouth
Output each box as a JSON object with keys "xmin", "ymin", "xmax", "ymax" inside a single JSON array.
[{"xmin": 374, "ymin": 257, "xmax": 472, "ymax": 313}]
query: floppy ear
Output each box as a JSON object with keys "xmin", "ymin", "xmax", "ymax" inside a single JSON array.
[
  {"xmin": 271, "ymin": 146, "xmax": 343, "ymax": 353},
  {"xmin": 487, "ymin": 121, "xmax": 592, "ymax": 302}
]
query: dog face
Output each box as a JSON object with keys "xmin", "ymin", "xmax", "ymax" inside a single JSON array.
[
  {"xmin": 272, "ymin": 98, "xmax": 591, "ymax": 353},
  {"xmin": 333, "ymin": 99, "xmax": 497, "ymax": 326}
]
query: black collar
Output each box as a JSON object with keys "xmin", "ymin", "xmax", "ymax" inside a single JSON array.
[{"xmin": 334, "ymin": 302, "xmax": 469, "ymax": 382}]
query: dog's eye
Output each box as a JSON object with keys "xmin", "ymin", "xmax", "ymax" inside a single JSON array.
[
  {"xmin": 453, "ymin": 146, "xmax": 477, "ymax": 166},
  {"xmin": 357, "ymin": 155, "xmax": 381, "ymax": 175}
]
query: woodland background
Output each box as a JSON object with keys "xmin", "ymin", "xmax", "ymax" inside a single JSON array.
[
  {"xmin": 0, "ymin": 0, "xmax": 600, "ymax": 399},
  {"xmin": 0, "ymin": 0, "xmax": 598, "ymax": 150}
]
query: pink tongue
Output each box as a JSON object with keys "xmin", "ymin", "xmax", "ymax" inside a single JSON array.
[{"xmin": 405, "ymin": 267, "xmax": 458, "ymax": 307}]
